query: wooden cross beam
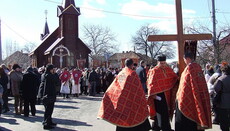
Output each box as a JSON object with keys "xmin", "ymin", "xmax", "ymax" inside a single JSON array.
[{"xmin": 148, "ymin": 0, "xmax": 212, "ymax": 75}]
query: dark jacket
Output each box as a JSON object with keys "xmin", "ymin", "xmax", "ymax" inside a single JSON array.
[
  {"xmin": 136, "ymin": 66, "xmax": 147, "ymax": 83},
  {"xmin": 214, "ymin": 74, "xmax": 230, "ymax": 109},
  {"xmin": 21, "ymin": 72, "xmax": 40, "ymax": 99},
  {"xmin": 105, "ymin": 71, "xmax": 114, "ymax": 85},
  {"xmin": 0, "ymin": 73, "xmax": 8, "ymax": 91},
  {"xmin": 89, "ymin": 70, "xmax": 98, "ymax": 82},
  {"xmin": 38, "ymin": 73, "xmax": 57, "ymax": 101}
]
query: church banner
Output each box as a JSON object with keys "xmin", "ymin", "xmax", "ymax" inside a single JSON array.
[{"xmin": 77, "ymin": 59, "xmax": 86, "ymax": 70}]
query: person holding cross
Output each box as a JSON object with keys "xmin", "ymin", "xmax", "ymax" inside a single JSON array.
[{"xmin": 175, "ymin": 52, "xmax": 212, "ymax": 131}]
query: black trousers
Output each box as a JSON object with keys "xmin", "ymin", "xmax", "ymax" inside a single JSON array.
[
  {"xmin": 218, "ymin": 108, "xmax": 230, "ymax": 131},
  {"xmin": 153, "ymin": 93, "xmax": 172, "ymax": 131},
  {"xmin": 116, "ymin": 118, "xmax": 151, "ymax": 131},
  {"xmin": 175, "ymin": 103, "xmax": 204, "ymax": 131},
  {"xmin": 0, "ymin": 102, "xmax": 2, "ymax": 115},
  {"xmin": 2, "ymin": 88, "xmax": 9, "ymax": 110},
  {"xmin": 43, "ymin": 102, "xmax": 55, "ymax": 126},
  {"xmin": 24, "ymin": 98, "xmax": 36, "ymax": 116}
]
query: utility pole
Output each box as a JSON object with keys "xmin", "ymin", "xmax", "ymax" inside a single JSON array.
[
  {"xmin": 212, "ymin": 0, "xmax": 218, "ymax": 63},
  {"xmin": 0, "ymin": 18, "xmax": 2, "ymax": 62}
]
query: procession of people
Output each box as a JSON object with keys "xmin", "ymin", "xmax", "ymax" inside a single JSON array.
[{"xmin": 0, "ymin": 54, "xmax": 229, "ymax": 131}]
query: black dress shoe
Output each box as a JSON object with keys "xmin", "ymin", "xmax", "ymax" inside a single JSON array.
[
  {"xmin": 43, "ymin": 125, "xmax": 54, "ymax": 130},
  {"xmin": 51, "ymin": 122, "xmax": 57, "ymax": 126}
]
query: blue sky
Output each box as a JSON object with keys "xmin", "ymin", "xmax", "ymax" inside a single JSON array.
[{"xmin": 0, "ymin": 0, "xmax": 229, "ymax": 59}]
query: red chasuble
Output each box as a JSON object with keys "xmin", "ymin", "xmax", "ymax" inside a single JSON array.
[
  {"xmin": 60, "ymin": 71, "xmax": 71, "ymax": 83},
  {"xmin": 72, "ymin": 70, "xmax": 82, "ymax": 84},
  {"xmin": 98, "ymin": 67, "xmax": 149, "ymax": 127},
  {"xmin": 147, "ymin": 65, "xmax": 178, "ymax": 119},
  {"xmin": 177, "ymin": 63, "xmax": 212, "ymax": 129}
]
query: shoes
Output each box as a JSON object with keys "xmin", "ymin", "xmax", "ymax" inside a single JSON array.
[
  {"xmin": 3, "ymin": 109, "xmax": 9, "ymax": 113},
  {"xmin": 51, "ymin": 122, "xmax": 57, "ymax": 126},
  {"xmin": 15, "ymin": 113, "xmax": 21, "ymax": 115},
  {"xmin": 43, "ymin": 125, "xmax": 54, "ymax": 130}
]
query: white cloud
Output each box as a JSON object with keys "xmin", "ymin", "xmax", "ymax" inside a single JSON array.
[
  {"xmin": 120, "ymin": 0, "xmax": 196, "ymax": 20},
  {"xmin": 150, "ymin": 20, "xmax": 177, "ymax": 34},
  {"xmin": 96, "ymin": 0, "xmax": 106, "ymax": 5},
  {"xmin": 81, "ymin": 0, "xmax": 106, "ymax": 18}
]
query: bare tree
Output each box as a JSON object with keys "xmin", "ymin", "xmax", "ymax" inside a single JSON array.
[
  {"xmin": 23, "ymin": 42, "xmax": 37, "ymax": 53},
  {"xmin": 185, "ymin": 23, "xmax": 230, "ymax": 65},
  {"xmin": 81, "ymin": 24, "xmax": 118, "ymax": 56},
  {"xmin": 132, "ymin": 23, "xmax": 175, "ymax": 60},
  {"xmin": 4, "ymin": 39, "xmax": 20, "ymax": 58}
]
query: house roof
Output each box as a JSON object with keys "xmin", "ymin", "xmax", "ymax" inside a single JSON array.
[
  {"xmin": 44, "ymin": 37, "xmax": 64, "ymax": 55},
  {"xmin": 109, "ymin": 51, "xmax": 140, "ymax": 61},
  {"xmin": 220, "ymin": 34, "xmax": 230, "ymax": 45},
  {"xmin": 77, "ymin": 38, "xmax": 91, "ymax": 53},
  {"xmin": 1, "ymin": 51, "xmax": 31, "ymax": 69}
]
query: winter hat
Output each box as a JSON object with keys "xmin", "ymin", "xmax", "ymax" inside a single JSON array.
[{"xmin": 157, "ymin": 55, "xmax": 166, "ymax": 61}]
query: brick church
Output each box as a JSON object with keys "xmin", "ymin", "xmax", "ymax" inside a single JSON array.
[{"xmin": 29, "ymin": 0, "xmax": 91, "ymax": 69}]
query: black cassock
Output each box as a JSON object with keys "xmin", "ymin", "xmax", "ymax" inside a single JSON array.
[
  {"xmin": 116, "ymin": 118, "xmax": 151, "ymax": 131},
  {"xmin": 152, "ymin": 92, "xmax": 173, "ymax": 131}
]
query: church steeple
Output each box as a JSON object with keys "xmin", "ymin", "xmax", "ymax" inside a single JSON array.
[
  {"xmin": 40, "ymin": 10, "xmax": 50, "ymax": 41},
  {"xmin": 62, "ymin": 0, "xmax": 75, "ymax": 8}
]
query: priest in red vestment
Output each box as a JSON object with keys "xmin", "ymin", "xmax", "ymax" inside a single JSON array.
[
  {"xmin": 175, "ymin": 52, "xmax": 212, "ymax": 131},
  {"xmin": 59, "ymin": 68, "xmax": 71, "ymax": 98},
  {"xmin": 147, "ymin": 55, "xmax": 178, "ymax": 131},
  {"xmin": 98, "ymin": 58, "xmax": 151, "ymax": 131},
  {"xmin": 71, "ymin": 68, "xmax": 82, "ymax": 97}
]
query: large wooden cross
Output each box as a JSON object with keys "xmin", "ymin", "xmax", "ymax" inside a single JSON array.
[{"xmin": 148, "ymin": 0, "xmax": 212, "ymax": 75}]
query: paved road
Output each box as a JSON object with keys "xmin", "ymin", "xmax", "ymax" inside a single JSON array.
[{"xmin": 0, "ymin": 95, "xmax": 220, "ymax": 131}]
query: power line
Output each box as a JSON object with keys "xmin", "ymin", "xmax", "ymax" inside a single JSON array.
[
  {"xmin": 217, "ymin": 11, "xmax": 230, "ymax": 14},
  {"xmin": 43, "ymin": 0, "xmax": 210, "ymax": 20},
  {"xmin": 44, "ymin": 0, "xmax": 61, "ymax": 4},
  {"xmin": 1, "ymin": 20, "xmax": 33, "ymax": 44}
]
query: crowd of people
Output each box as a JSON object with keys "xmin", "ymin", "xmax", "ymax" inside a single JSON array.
[
  {"xmin": 0, "ymin": 54, "xmax": 230, "ymax": 130},
  {"xmin": 0, "ymin": 63, "xmax": 122, "ymax": 129},
  {"xmin": 98, "ymin": 54, "xmax": 230, "ymax": 131}
]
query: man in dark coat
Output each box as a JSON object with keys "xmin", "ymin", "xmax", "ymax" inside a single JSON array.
[
  {"xmin": 136, "ymin": 60, "xmax": 147, "ymax": 93},
  {"xmin": 21, "ymin": 67, "xmax": 40, "ymax": 117},
  {"xmin": 88, "ymin": 68, "xmax": 99, "ymax": 96},
  {"xmin": 38, "ymin": 64, "xmax": 57, "ymax": 130}
]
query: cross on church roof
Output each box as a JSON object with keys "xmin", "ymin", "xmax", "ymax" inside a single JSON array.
[
  {"xmin": 45, "ymin": 10, "xmax": 48, "ymax": 20},
  {"xmin": 148, "ymin": 0, "xmax": 212, "ymax": 75}
]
